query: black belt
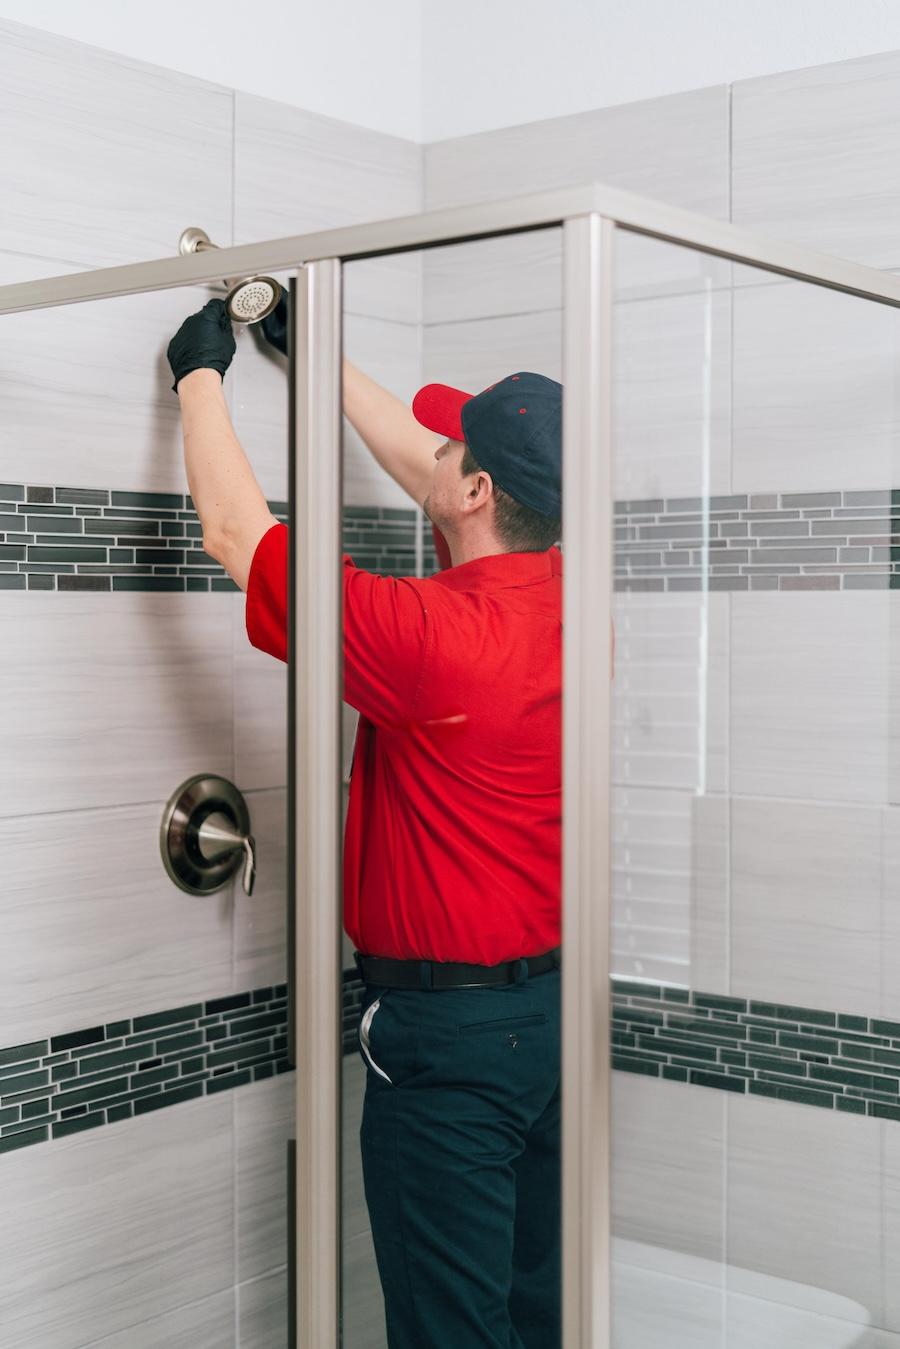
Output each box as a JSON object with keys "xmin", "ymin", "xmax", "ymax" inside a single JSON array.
[{"xmin": 353, "ymin": 945, "xmax": 561, "ymax": 990}]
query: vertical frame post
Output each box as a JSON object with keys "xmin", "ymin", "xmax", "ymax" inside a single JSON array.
[
  {"xmin": 561, "ymin": 214, "xmax": 615, "ymax": 1348},
  {"xmin": 289, "ymin": 260, "xmax": 344, "ymax": 1347}
]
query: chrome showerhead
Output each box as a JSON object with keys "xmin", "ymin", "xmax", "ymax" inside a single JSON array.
[
  {"xmin": 226, "ymin": 276, "xmax": 280, "ymax": 322},
  {"xmin": 178, "ymin": 227, "xmax": 282, "ymax": 324}
]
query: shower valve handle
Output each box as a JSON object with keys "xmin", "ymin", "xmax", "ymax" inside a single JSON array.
[{"xmin": 242, "ymin": 834, "xmax": 257, "ymax": 897}]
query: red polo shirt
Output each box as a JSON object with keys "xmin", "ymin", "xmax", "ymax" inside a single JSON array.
[{"xmin": 245, "ymin": 521, "xmax": 561, "ymax": 965}]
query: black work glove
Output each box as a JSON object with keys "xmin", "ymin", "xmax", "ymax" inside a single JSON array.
[
  {"xmin": 259, "ymin": 288, "xmax": 289, "ymax": 357},
  {"xmin": 167, "ymin": 298, "xmax": 236, "ymax": 393}
]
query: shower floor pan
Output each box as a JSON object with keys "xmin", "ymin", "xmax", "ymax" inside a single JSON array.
[{"xmin": 612, "ymin": 1238, "xmax": 899, "ymax": 1348}]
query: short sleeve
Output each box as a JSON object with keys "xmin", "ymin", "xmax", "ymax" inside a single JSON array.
[
  {"xmin": 245, "ymin": 520, "xmax": 428, "ymax": 728},
  {"xmin": 246, "ymin": 522, "xmax": 288, "ymax": 663}
]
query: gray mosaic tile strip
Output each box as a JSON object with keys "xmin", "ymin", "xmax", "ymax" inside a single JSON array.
[
  {"xmin": 612, "ymin": 979, "xmax": 900, "ymax": 1120},
  {"xmin": 616, "ymin": 489, "xmax": 900, "ymax": 590},
  {"xmin": 9, "ymin": 483, "xmax": 900, "ymax": 590},
  {"xmin": 0, "ymin": 973, "xmax": 370, "ymax": 1153},
  {"xmin": 0, "ymin": 984, "xmax": 291, "ymax": 1154},
  {"xmin": 8, "ymin": 971, "xmax": 897, "ymax": 1149},
  {"xmin": 0, "ymin": 485, "xmax": 418, "ymax": 590}
]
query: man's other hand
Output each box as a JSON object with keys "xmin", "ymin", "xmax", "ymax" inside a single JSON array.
[{"xmin": 259, "ymin": 289, "xmax": 288, "ymax": 357}]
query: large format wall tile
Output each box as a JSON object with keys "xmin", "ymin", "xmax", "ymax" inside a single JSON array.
[
  {"xmin": 75, "ymin": 1290, "xmax": 236, "ymax": 1348},
  {"xmin": 733, "ymin": 50, "xmax": 900, "ymax": 271},
  {"xmin": 689, "ymin": 792, "xmax": 730, "ymax": 997},
  {"xmin": 878, "ymin": 813, "xmax": 900, "ymax": 1024},
  {"xmin": 0, "ymin": 592, "xmax": 235, "ymax": 817},
  {"xmin": 613, "ymin": 288, "xmax": 731, "ymax": 503},
  {"xmin": 237, "ymin": 1268, "xmax": 287, "ymax": 1349},
  {"xmin": 234, "ymin": 788, "xmax": 288, "ymax": 993},
  {"xmin": 731, "ymin": 798, "xmax": 882, "ymax": 1014},
  {"xmin": 0, "ymin": 254, "xmax": 232, "ymax": 496},
  {"xmin": 424, "ymin": 230, "xmax": 562, "ymax": 325},
  {"xmin": 0, "ymin": 799, "xmax": 234, "ymax": 1044},
  {"xmin": 882, "ymin": 1121, "xmax": 900, "ymax": 1330},
  {"xmin": 424, "ymin": 85, "xmax": 731, "ymax": 306},
  {"xmin": 424, "ymin": 308, "xmax": 560, "ymax": 390},
  {"xmin": 612, "ymin": 593, "xmax": 728, "ymax": 795},
  {"xmin": 234, "ymin": 92, "xmax": 422, "ymax": 327},
  {"xmin": 235, "ymin": 1074, "xmax": 293, "ymax": 1284},
  {"xmin": 0, "ymin": 1093, "xmax": 234, "ymax": 1349},
  {"xmin": 731, "ymin": 593, "xmax": 889, "ymax": 803},
  {"xmin": 732, "ymin": 280, "xmax": 900, "ymax": 495},
  {"xmin": 612, "ymin": 786, "xmax": 694, "ymax": 987},
  {"xmin": 612, "ymin": 1072, "xmax": 725, "ymax": 1266},
  {"xmin": 726, "ymin": 1092, "xmax": 883, "ymax": 1325},
  {"xmin": 0, "ymin": 19, "xmax": 232, "ymax": 268}
]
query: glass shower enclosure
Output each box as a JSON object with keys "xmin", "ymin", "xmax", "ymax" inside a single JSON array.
[{"xmin": 2, "ymin": 181, "xmax": 899, "ymax": 1349}]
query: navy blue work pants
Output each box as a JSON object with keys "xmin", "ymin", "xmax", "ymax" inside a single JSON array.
[{"xmin": 356, "ymin": 963, "xmax": 561, "ymax": 1349}]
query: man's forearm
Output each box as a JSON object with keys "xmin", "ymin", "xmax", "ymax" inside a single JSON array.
[
  {"xmin": 343, "ymin": 358, "xmax": 442, "ymax": 507},
  {"xmin": 177, "ymin": 368, "xmax": 270, "ymax": 548}
]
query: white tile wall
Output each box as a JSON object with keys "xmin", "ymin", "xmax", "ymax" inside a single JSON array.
[
  {"xmin": 726, "ymin": 1092, "xmax": 883, "ymax": 1325},
  {"xmin": 732, "ymin": 279, "xmax": 900, "ymax": 495},
  {"xmin": 0, "ymin": 20, "xmax": 425, "ymax": 1349},
  {"xmin": 689, "ymin": 792, "xmax": 730, "ymax": 995},
  {"xmin": 233, "ymin": 92, "xmax": 422, "ymax": 327},
  {"xmin": 0, "ymin": 798, "xmax": 234, "ymax": 1044},
  {"xmin": 424, "ymin": 85, "xmax": 731, "ymax": 303},
  {"xmin": 235, "ymin": 1267, "xmax": 287, "ymax": 1349},
  {"xmin": 613, "ymin": 593, "xmax": 728, "ymax": 796},
  {"xmin": 235, "ymin": 1074, "xmax": 293, "ymax": 1284},
  {"xmin": 612, "ymin": 786, "xmax": 694, "ymax": 986},
  {"xmin": 234, "ymin": 788, "xmax": 288, "ymax": 995},
  {"xmin": 877, "ymin": 812, "xmax": 900, "ymax": 1023},
  {"xmin": 0, "ymin": 254, "xmax": 230, "ymax": 496},
  {"xmin": 0, "ymin": 19, "xmax": 233, "ymax": 269},
  {"xmin": 731, "ymin": 593, "xmax": 889, "ymax": 803},
  {"xmin": 730, "ymin": 797, "xmax": 882, "ymax": 1013},
  {"xmin": 613, "ymin": 286, "xmax": 731, "ymax": 502},
  {"xmin": 882, "ymin": 1120, "xmax": 900, "ymax": 1330},
  {"xmin": 611, "ymin": 1072, "xmax": 726, "ymax": 1265},
  {"xmin": 0, "ymin": 592, "xmax": 235, "ymax": 815},
  {"xmin": 0, "ymin": 1093, "xmax": 234, "ymax": 1349},
  {"xmin": 732, "ymin": 50, "xmax": 900, "ymax": 271},
  {"xmin": 75, "ymin": 1291, "xmax": 237, "ymax": 1349}
]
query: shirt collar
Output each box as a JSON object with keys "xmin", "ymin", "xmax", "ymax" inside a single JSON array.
[{"xmin": 430, "ymin": 545, "xmax": 562, "ymax": 592}]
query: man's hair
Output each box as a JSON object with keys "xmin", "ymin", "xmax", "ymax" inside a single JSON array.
[{"xmin": 460, "ymin": 442, "xmax": 561, "ymax": 552}]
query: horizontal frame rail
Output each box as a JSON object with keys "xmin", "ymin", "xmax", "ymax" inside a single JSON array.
[{"xmin": 2, "ymin": 181, "xmax": 900, "ymax": 316}]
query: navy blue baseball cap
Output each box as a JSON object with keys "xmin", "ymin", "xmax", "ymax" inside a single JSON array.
[{"xmin": 412, "ymin": 371, "xmax": 562, "ymax": 518}]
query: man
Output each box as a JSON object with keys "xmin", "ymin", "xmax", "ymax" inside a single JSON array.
[{"xmin": 167, "ymin": 295, "xmax": 581, "ymax": 1349}]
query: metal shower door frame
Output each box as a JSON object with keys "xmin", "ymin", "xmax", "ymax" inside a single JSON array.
[{"xmin": 4, "ymin": 182, "xmax": 900, "ymax": 1349}]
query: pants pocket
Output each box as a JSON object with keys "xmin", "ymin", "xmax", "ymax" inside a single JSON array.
[{"xmin": 358, "ymin": 995, "xmax": 393, "ymax": 1083}]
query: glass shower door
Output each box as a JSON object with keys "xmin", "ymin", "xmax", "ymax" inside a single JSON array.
[{"xmin": 609, "ymin": 231, "xmax": 900, "ymax": 1348}]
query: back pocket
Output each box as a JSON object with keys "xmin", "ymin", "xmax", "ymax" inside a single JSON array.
[{"xmin": 457, "ymin": 1011, "xmax": 548, "ymax": 1035}]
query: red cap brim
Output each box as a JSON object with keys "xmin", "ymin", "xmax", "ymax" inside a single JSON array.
[{"xmin": 411, "ymin": 383, "xmax": 473, "ymax": 442}]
